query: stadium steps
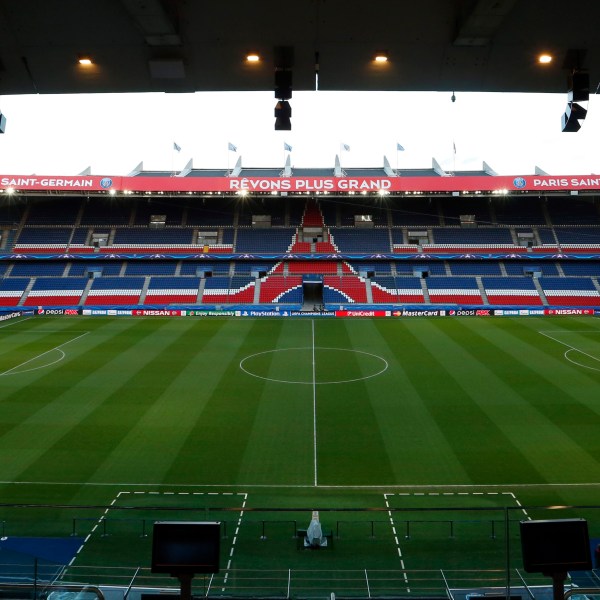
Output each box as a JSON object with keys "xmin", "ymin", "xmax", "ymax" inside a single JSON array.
[
  {"xmin": 475, "ymin": 276, "xmax": 489, "ymax": 304},
  {"xmin": 174, "ymin": 261, "xmax": 182, "ymax": 276},
  {"xmin": 593, "ymin": 278, "xmax": 600, "ymax": 293},
  {"xmin": 17, "ymin": 278, "xmax": 35, "ymax": 306},
  {"xmin": 532, "ymin": 278, "xmax": 549, "ymax": 305},
  {"xmin": 541, "ymin": 202, "xmax": 553, "ymax": 226},
  {"xmin": 532, "ymin": 227, "xmax": 542, "ymax": 245},
  {"xmin": 119, "ymin": 262, "xmax": 127, "ymax": 277},
  {"xmin": 196, "ymin": 278, "xmax": 206, "ymax": 303},
  {"xmin": 253, "ymin": 278, "xmax": 261, "ymax": 303},
  {"xmin": 509, "ymin": 228, "xmax": 519, "ymax": 245},
  {"xmin": 74, "ymin": 202, "xmax": 85, "ymax": 227},
  {"xmin": 489, "ymin": 202, "xmax": 498, "ymax": 224},
  {"xmin": 499, "ymin": 261, "xmax": 508, "ymax": 276},
  {"xmin": 139, "ymin": 277, "xmax": 151, "ymax": 304},
  {"xmin": 79, "ymin": 278, "xmax": 94, "ymax": 305},
  {"xmin": 108, "ymin": 229, "xmax": 116, "ymax": 246},
  {"xmin": 181, "ymin": 207, "xmax": 188, "ymax": 227},
  {"xmin": 555, "ymin": 262, "xmax": 566, "ymax": 277},
  {"xmin": 420, "ymin": 277, "xmax": 430, "ymax": 303},
  {"xmin": 3, "ymin": 262, "xmax": 14, "ymax": 276},
  {"xmin": 365, "ymin": 278, "xmax": 373, "ymax": 303},
  {"xmin": 444, "ymin": 262, "xmax": 452, "ymax": 276}
]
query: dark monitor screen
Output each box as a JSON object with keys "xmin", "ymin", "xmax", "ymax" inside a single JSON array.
[
  {"xmin": 520, "ymin": 518, "xmax": 591, "ymax": 573},
  {"xmin": 151, "ymin": 521, "xmax": 221, "ymax": 575}
]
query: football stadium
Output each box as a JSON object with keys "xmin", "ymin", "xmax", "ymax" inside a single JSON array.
[{"xmin": 1, "ymin": 1, "xmax": 600, "ymax": 600}]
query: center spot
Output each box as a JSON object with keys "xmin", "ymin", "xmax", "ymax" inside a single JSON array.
[{"xmin": 239, "ymin": 347, "xmax": 388, "ymax": 385}]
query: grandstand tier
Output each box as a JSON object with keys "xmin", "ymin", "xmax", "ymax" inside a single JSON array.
[{"xmin": 2, "ymin": 189, "xmax": 600, "ymax": 309}]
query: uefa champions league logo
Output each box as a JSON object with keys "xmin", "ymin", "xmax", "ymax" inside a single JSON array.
[
  {"xmin": 513, "ymin": 177, "xmax": 526, "ymax": 189},
  {"xmin": 100, "ymin": 177, "xmax": 113, "ymax": 189}
]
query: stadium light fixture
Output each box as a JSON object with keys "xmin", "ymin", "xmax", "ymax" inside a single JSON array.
[
  {"xmin": 274, "ymin": 48, "xmax": 293, "ymax": 130},
  {"xmin": 374, "ymin": 51, "xmax": 388, "ymax": 63},
  {"xmin": 109, "ymin": 189, "xmax": 117, "ymax": 195},
  {"xmin": 274, "ymin": 100, "xmax": 291, "ymax": 130},
  {"xmin": 246, "ymin": 53, "xmax": 260, "ymax": 63},
  {"xmin": 562, "ymin": 71, "xmax": 589, "ymax": 132},
  {"xmin": 78, "ymin": 55, "xmax": 93, "ymax": 66},
  {"xmin": 538, "ymin": 53, "xmax": 553, "ymax": 64},
  {"xmin": 5, "ymin": 187, "xmax": 15, "ymax": 195}
]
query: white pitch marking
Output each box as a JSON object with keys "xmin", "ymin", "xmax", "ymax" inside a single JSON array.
[
  {"xmin": 539, "ymin": 330, "xmax": 600, "ymax": 371},
  {"xmin": 0, "ymin": 316, "xmax": 32, "ymax": 329},
  {"xmin": 0, "ymin": 331, "xmax": 89, "ymax": 377},
  {"xmin": 312, "ymin": 320, "xmax": 318, "ymax": 487}
]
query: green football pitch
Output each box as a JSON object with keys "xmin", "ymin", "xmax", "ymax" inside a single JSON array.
[{"xmin": 1, "ymin": 314, "xmax": 600, "ymax": 594}]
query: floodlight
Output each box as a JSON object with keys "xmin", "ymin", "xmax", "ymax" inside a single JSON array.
[
  {"xmin": 562, "ymin": 102, "xmax": 587, "ymax": 132},
  {"xmin": 562, "ymin": 71, "xmax": 589, "ymax": 132},
  {"xmin": 78, "ymin": 55, "xmax": 93, "ymax": 66},
  {"xmin": 374, "ymin": 51, "xmax": 388, "ymax": 63},
  {"xmin": 538, "ymin": 54, "xmax": 552, "ymax": 64}
]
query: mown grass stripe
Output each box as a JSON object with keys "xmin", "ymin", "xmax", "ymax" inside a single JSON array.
[
  {"xmin": 164, "ymin": 319, "xmax": 286, "ymax": 485},
  {"xmin": 3, "ymin": 318, "xmax": 213, "ymax": 484},
  {"xmin": 435, "ymin": 318, "xmax": 600, "ymax": 486},
  {"xmin": 388, "ymin": 319, "xmax": 545, "ymax": 485},
  {"xmin": 371, "ymin": 319, "xmax": 473, "ymax": 485},
  {"xmin": 315, "ymin": 319, "xmax": 397, "ymax": 485}
]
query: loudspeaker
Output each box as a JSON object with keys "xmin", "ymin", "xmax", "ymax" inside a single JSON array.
[{"xmin": 275, "ymin": 70, "xmax": 292, "ymax": 99}]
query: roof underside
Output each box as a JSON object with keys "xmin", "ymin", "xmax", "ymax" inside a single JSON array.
[{"xmin": 0, "ymin": 0, "xmax": 597, "ymax": 96}]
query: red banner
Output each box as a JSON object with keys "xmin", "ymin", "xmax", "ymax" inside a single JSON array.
[
  {"xmin": 336, "ymin": 310, "xmax": 390, "ymax": 317},
  {"xmin": 2, "ymin": 174, "xmax": 600, "ymax": 193}
]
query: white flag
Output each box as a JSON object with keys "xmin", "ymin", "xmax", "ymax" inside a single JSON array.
[
  {"xmin": 284, "ymin": 142, "xmax": 292, "ymax": 152},
  {"xmin": 342, "ymin": 143, "xmax": 350, "ymax": 152},
  {"xmin": 396, "ymin": 142, "xmax": 405, "ymax": 151},
  {"xmin": 173, "ymin": 142, "xmax": 181, "ymax": 152},
  {"xmin": 228, "ymin": 142, "xmax": 237, "ymax": 152}
]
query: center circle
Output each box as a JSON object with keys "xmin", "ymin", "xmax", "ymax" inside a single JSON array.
[{"xmin": 239, "ymin": 347, "xmax": 388, "ymax": 385}]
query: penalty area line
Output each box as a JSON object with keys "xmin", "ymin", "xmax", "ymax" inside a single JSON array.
[
  {"xmin": 0, "ymin": 331, "xmax": 89, "ymax": 377},
  {"xmin": 539, "ymin": 330, "xmax": 600, "ymax": 371},
  {"xmin": 0, "ymin": 316, "xmax": 33, "ymax": 330}
]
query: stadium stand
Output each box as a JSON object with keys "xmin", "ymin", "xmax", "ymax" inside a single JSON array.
[
  {"xmin": 258, "ymin": 276, "xmax": 303, "ymax": 303},
  {"xmin": 2, "ymin": 174, "xmax": 600, "ymax": 310},
  {"xmin": 85, "ymin": 277, "xmax": 144, "ymax": 305},
  {"xmin": 539, "ymin": 277, "xmax": 600, "ymax": 306},
  {"xmin": 481, "ymin": 277, "xmax": 543, "ymax": 306},
  {"xmin": 145, "ymin": 277, "xmax": 200, "ymax": 304},
  {"xmin": 23, "ymin": 277, "xmax": 88, "ymax": 306},
  {"xmin": 426, "ymin": 276, "xmax": 483, "ymax": 304},
  {"xmin": 0, "ymin": 278, "xmax": 30, "ymax": 306}
]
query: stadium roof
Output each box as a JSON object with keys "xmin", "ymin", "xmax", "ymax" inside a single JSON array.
[{"xmin": 0, "ymin": 0, "xmax": 598, "ymax": 96}]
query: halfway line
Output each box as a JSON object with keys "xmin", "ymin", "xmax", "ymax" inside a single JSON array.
[{"xmin": 312, "ymin": 319, "xmax": 318, "ymax": 487}]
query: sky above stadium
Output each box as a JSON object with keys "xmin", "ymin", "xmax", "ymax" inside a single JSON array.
[{"xmin": 0, "ymin": 90, "xmax": 598, "ymax": 176}]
